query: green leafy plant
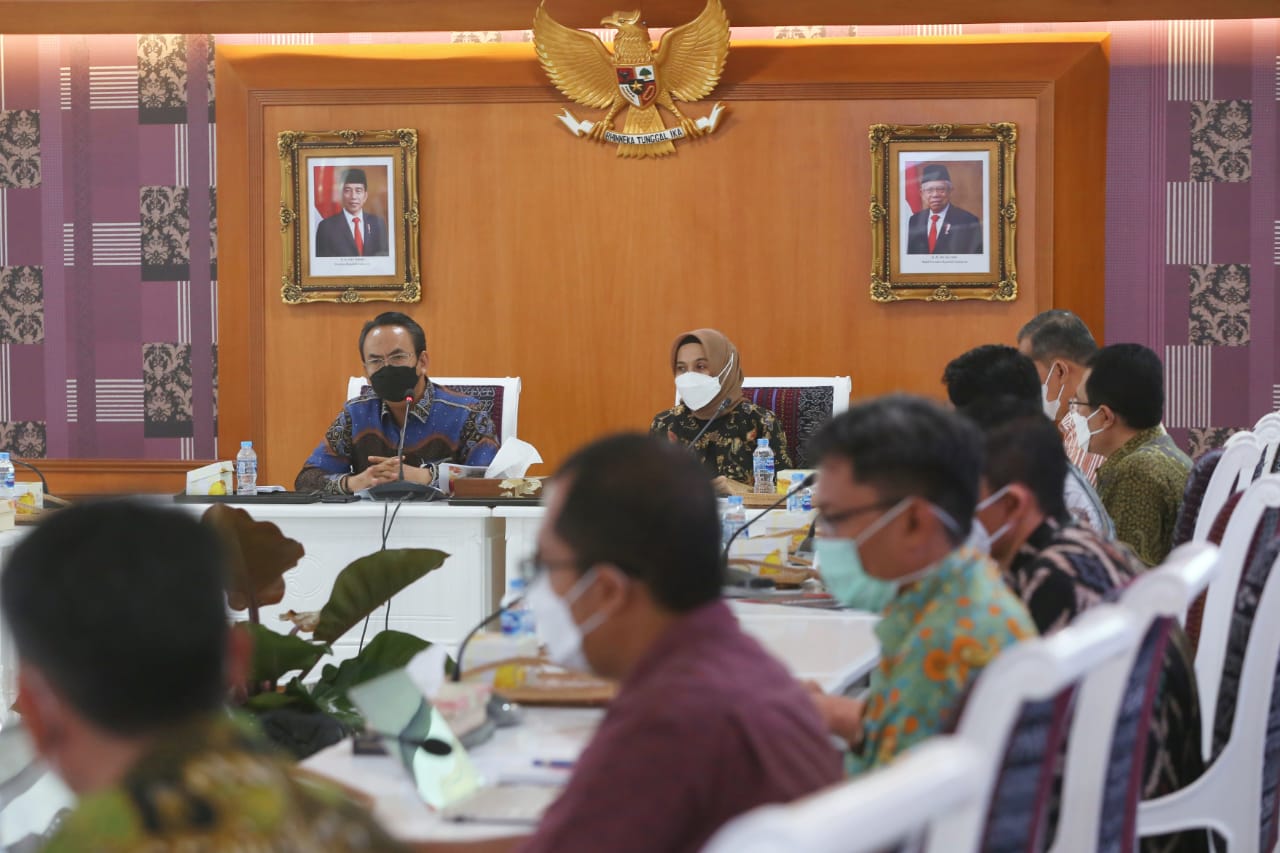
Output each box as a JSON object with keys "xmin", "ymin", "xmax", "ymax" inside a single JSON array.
[{"xmin": 203, "ymin": 505, "xmax": 449, "ymax": 736}]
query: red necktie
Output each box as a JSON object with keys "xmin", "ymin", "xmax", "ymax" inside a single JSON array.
[
  {"xmin": 928, "ymin": 214, "xmax": 939, "ymax": 252},
  {"xmin": 353, "ymin": 217, "xmax": 364, "ymax": 256}
]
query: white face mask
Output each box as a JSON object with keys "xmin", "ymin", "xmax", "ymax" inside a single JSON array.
[
  {"xmin": 525, "ymin": 569, "xmax": 609, "ymax": 672},
  {"xmin": 971, "ymin": 485, "xmax": 1015, "ymax": 554},
  {"xmin": 674, "ymin": 353, "xmax": 735, "ymax": 411},
  {"xmin": 1040, "ymin": 362, "xmax": 1064, "ymax": 421},
  {"xmin": 1068, "ymin": 408, "xmax": 1105, "ymax": 455}
]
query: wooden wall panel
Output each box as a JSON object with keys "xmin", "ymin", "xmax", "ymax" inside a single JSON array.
[
  {"xmin": 0, "ymin": 0, "xmax": 1271, "ymax": 34},
  {"xmin": 218, "ymin": 37, "xmax": 1107, "ymax": 483}
]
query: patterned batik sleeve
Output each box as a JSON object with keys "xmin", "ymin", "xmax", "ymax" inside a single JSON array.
[
  {"xmin": 848, "ymin": 593, "xmax": 1035, "ymax": 777},
  {"xmin": 762, "ymin": 410, "xmax": 794, "ymax": 470},
  {"xmin": 1107, "ymin": 468, "xmax": 1172, "ymax": 567},
  {"xmin": 459, "ymin": 405, "xmax": 500, "ymax": 466},
  {"xmin": 847, "ymin": 625, "xmax": 970, "ymax": 776},
  {"xmin": 294, "ymin": 410, "xmax": 354, "ymax": 494}
]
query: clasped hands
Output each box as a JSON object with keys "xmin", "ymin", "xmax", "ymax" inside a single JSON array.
[{"xmin": 346, "ymin": 455, "xmax": 434, "ymax": 493}]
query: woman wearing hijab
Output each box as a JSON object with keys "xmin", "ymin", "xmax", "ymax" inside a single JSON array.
[{"xmin": 650, "ymin": 329, "xmax": 793, "ymax": 493}]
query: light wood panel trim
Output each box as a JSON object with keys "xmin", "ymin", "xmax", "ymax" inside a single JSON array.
[
  {"xmin": 219, "ymin": 37, "xmax": 1106, "ymax": 90},
  {"xmin": 0, "ymin": 0, "xmax": 1270, "ymax": 33},
  {"xmin": 1048, "ymin": 35, "xmax": 1111, "ymax": 340},
  {"xmin": 17, "ymin": 459, "xmax": 216, "ymax": 499}
]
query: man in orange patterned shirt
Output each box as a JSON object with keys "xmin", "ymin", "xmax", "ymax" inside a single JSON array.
[{"xmin": 806, "ymin": 395, "xmax": 1037, "ymax": 774}]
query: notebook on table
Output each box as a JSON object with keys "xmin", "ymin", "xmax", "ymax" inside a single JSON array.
[{"xmin": 348, "ymin": 668, "xmax": 563, "ymax": 825}]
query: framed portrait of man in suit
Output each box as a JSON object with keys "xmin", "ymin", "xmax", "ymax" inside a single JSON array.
[
  {"xmin": 868, "ymin": 123, "xmax": 1017, "ymax": 303},
  {"xmin": 278, "ymin": 129, "xmax": 420, "ymax": 304}
]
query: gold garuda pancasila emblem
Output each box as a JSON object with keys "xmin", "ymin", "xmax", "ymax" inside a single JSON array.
[{"xmin": 532, "ymin": 0, "xmax": 730, "ymax": 158}]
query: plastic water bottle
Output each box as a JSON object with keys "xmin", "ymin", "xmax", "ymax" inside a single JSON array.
[
  {"xmin": 235, "ymin": 441, "xmax": 258, "ymax": 495},
  {"xmin": 501, "ymin": 578, "xmax": 534, "ymax": 635},
  {"xmin": 787, "ymin": 472, "xmax": 806, "ymax": 512},
  {"xmin": 753, "ymin": 438, "xmax": 776, "ymax": 494},
  {"xmin": 722, "ymin": 495, "xmax": 747, "ymax": 545},
  {"xmin": 0, "ymin": 452, "xmax": 13, "ymax": 509}
]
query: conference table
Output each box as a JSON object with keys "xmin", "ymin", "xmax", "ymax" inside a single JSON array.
[
  {"xmin": 0, "ymin": 501, "xmax": 880, "ymax": 845},
  {"xmin": 0, "ymin": 501, "xmax": 880, "ymax": 712}
]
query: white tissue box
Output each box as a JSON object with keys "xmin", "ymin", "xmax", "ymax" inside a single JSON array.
[{"xmin": 186, "ymin": 460, "xmax": 233, "ymax": 495}]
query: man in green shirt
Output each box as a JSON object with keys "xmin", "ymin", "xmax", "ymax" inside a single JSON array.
[
  {"xmin": 1, "ymin": 501, "xmax": 407, "ymax": 852},
  {"xmin": 1070, "ymin": 343, "xmax": 1192, "ymax": 566}
]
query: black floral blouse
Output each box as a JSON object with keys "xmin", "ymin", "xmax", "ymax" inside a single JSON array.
[{"xmin": 650, "ymin": 400, "xmax": 793, "ymax": 485}]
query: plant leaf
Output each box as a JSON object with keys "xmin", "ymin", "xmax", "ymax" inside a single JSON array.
[
  {"xmin": 245, "ymin": 622, "xmax": 327, "ymax": 685},
  {"xmin": 312, "ymin": 549, "xmax": 448, "ymax": 643},
  {"xmin": 309, "ymin": 630, "xmax": 436, "ymax": 726},
  {"xmin": 203, "ymin": 504, "xmax": 304, "ymax": 611},
  {"xmin": 243, "ymin": 680, "xmax": 323, "ymax": 715}
]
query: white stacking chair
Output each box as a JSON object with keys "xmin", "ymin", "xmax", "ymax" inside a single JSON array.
[
  {"xmin": 700, "ymin": 738, "xmax": 982, "ymax": 853},
  {"xmin": 1252, "ymin": 413, "xmax": 1280, "ymax": 475},
  {"xmin": 344, "ymin": 375, "xmax": 522, "ymax": 442},
  {"xmin": 1050, "ymin": 543, "xmax": 1219, "ymax": 853},
  {"xmin": 1193, "ymin": 432, "xmax": 1263, "ymax": 542},
  {"xmin": 1192, "ymin": 474, "xmax": 1280, "ymax": 758},
  {"xmin": 924, "ymin": 606, "xmax": 1138, "ymax": 853},
  {"xmin": 1139, "ymin": 536, "xmax": 1280, "ymax": 852}
]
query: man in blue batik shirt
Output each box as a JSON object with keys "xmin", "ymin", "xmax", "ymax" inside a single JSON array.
[{"xmin": 295, "ymin": 312, "xmax": 500, "ymax": 495}]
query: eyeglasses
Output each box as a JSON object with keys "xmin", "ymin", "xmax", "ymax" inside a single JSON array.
[
  {"xmin": 814, "ymin": 500, "xmax": 895, "ymax": 536},
  {"xmin": 1067, "ymin": 398, "xmax": 1097, "ymax": 412},
  {"xmin": 363, "ymin": 351, "xmax": 417, "ymax": 371},
  {"xmin": 517, "ymin": 556, "xmax": 581, "ymax": 583}
]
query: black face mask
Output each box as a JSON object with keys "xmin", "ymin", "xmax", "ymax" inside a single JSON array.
[{"xmin": 369, "ymin": 364, "xmax": 419, "ymax": 402}]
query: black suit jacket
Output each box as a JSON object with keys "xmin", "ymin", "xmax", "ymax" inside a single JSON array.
[
  {"xmin": 906, "ymin": 205, "xmax": 983, "ymax": 255},
  {"xmin": 315, "ymin": 211, "xmax": 389, "ymax": 257}
]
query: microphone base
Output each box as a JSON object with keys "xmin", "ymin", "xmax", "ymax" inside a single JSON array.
[{"xmin": 366, "ymin": 481, "xmax": 443, "ymax": 502}]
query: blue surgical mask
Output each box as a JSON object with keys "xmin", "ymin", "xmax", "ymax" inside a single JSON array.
[{"xmin": 814, "ymin": 499, "xmax": 911, "ymax": 611}]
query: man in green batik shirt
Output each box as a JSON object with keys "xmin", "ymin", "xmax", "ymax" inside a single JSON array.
[
  {"xmin": 1068, "ymin": 343, "xmax": 1193, "ymax": 566},
  {"xmin": 1, "ymin": 501, "xmax": 407, "ymax": 852}
]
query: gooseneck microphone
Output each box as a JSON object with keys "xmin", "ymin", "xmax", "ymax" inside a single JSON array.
[
  {"xmin": 10, "ymin": 457, "xmax": 48, "ymax": 495},
  {"xmin": 453, "ymin": 594, "xmax": 522, "ymax": 682},
  {"xmin": 368, "ymin": 394, "xmax": 437, "ymax": 502},
  {"xmin": 722, "ymin": 472, "xmax": 816, "ymax": 556},
  {"xmin": 722, "ymin": 473, "xmax": 816, "ymax": 587},
  {"xmin": 688, "ymin": 398, "xmax": 731, "ymax": 448}
]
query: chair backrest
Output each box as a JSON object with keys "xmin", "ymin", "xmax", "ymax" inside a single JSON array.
[
  {"xmin": 1052, "ymin": 544, "xmax": 1219, "ymax": 853},
  {"xmin": 1194, "ymin": 475, "xmax": 1280, "ymax": 755},
  {"xmin": 1193, "ymin": 436, "xmax": 1262, "ymax": 543},
  {"xmin": 1205, "ymin": 536, "xmax": 1280, "ymax": 851},
  {"xmin": 740, "ymin": 376, "xmax": 852, "ymax": 467},
  {"xmin": 344, "ymin": 375, "xmax": 522, "ymax": 442},
  {"xmin": 1175, "ymin": 448, "xmax": 1222, "ymax": 547},
  {"xmin": 925, "ymin": 607, "xmax": 1138, "ymax": 853},
  {"xmin": 700, "ymin": 738, "xmax": 982, "ymax": 853},
  {"xmin": 1252, "ymin": 414, "xmax": 1280, "ymax": 474}
]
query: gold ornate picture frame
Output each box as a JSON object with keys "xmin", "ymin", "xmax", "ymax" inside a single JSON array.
[
  {"xmin": 869, "ymin": 122, "xmax": 1017, "ymax": 303},
  {"xmin": 278, "ymin": 129, "xmax": 420, "ymax": 304}
]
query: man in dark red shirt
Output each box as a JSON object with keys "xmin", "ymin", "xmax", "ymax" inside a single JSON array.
[{"xmin": 423, "ymin": 434, "xmax": 841, "ymax": 853}]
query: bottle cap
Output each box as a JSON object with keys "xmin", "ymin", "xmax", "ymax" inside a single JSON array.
[
  {"xmin": 0, "ymin": 452, "xmax": 8, "ymax": 461},
  {"xmin": 241, "ymin": 440, "xmax": 253, "ymax": 448},
  {"xmin": 728, "ymin": 495, "xmax": 743, "ymax": 505},
  {"xmin": 791, "ymin": 472, "xmax": 804, "ymax": 483},
  {"xmin": 757, "ymin": 438, "xmax": 769, "ymax": 447}
]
